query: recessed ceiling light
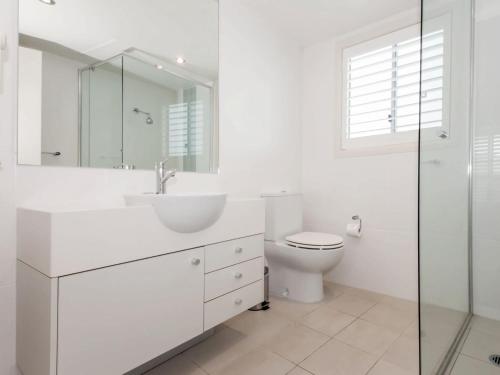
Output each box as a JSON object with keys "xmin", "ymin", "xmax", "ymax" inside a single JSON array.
[
  {"xmin": 39, "ymin": 0, "xmax": 56, "ymax": 5},
  {"xmin": 155, "ymin": 64, "xmax": 163, "ymax": 70},
  {"xmin": 176, "ymin": 57, "xmax": 186, "ymax": 64}
]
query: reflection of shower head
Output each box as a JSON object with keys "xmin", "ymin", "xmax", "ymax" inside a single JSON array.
[{"xmin": 133, "ymin": 107, "xmax": 154, "ymax": 125}]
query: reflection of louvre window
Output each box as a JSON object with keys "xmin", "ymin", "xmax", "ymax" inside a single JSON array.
[
  {"xmin": 474, "ymin": 134, "xmax": 500, "ymax": 202},
  {"xmin": 168, "ymin": 100, "xmax": 204, "ymax": 157},
  {"xmin": 344, "ymin": 28, "xmax": 446, "ymax": 139}
]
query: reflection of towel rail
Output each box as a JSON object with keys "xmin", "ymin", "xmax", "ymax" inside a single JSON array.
[{"xmin": 42, "ymin": 151, "xmax": 61, "ymax": 156}]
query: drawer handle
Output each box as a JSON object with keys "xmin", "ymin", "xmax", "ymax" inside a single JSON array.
[
  {"xmin": 191, "ymin": 258, "xmax": 201, "ymax": 266},
  {"xmin": 234, "ymin": 298, "xmax": 243, "ymax": 305},
  {"xmin": 234, "ymin": 272, "xmax": 243, "ymax": 279},
  {"xmin": 235, "ymin": 247, "xmax": 243, "ymax": 254}
]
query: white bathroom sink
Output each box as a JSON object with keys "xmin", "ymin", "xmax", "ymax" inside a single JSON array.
[{"xmin": 124, "ymin": 192, "xmax": 227, "ymax": 233}]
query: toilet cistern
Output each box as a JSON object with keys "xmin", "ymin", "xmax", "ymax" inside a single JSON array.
[{"xmin": 156, "ymin": 159, "xmax": 176, "ymax": 194}]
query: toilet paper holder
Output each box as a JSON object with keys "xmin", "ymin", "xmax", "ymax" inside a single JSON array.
[{"xmin": 351, "ymin": 215, "xmax": 362, "ymax": 233}]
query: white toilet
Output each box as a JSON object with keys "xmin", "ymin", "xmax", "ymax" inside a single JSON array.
[{"xmin": 263, "ymin": 192, "xmax": 344, "ymax": 303}]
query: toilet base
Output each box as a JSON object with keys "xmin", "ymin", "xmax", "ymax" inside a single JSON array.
[{"xmin": 268, "ymin": 264, "xmax": 324, "ymax": 303}]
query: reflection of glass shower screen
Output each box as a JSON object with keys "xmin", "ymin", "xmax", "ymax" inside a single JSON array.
[
  {"xmin": 79, "ymin": 68, "xmax": 90, "ymax": 166},
  {"xmin": 79, "ymin": 52, "xmax": 215, "ymax": 172},
  {"xmin": 79, "ymin": 56, "xmax": 123, "ymax": 168}
]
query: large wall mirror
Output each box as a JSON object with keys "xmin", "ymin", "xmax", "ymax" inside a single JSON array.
[{"xmin": 17, "ymin": 0, "xmax": 218, "ymax": 173}]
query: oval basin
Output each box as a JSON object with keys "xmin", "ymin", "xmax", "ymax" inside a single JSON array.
[{"xmin": 124, "ymin": 192, "xmax": 227, "ymax": 233}]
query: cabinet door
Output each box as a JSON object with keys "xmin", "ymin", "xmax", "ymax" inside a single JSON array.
[{"xmin": 57, "ymin": 248, "xmax": 204, "ymax": 375}]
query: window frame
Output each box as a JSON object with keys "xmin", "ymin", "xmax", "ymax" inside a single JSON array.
[{"xmin": 339, "ymin": 15, "xmax": 451, "ymax": 151}]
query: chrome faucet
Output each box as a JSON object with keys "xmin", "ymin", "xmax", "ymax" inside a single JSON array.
[{"xmin": 155, "ymin": 159, "xmax": 176, "ymax": 194}]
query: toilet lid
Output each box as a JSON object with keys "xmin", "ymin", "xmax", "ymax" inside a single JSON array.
[{"xmin": 286, "ymin": 232, "xmax": 344, "ymax": 248}]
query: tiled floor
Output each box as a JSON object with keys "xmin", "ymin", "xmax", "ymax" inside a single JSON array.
[
  {"xmin": 450, "ymin": 316, "xmax": 500, "ymax": 374},
  {"xmin": 145, "ymin": 282, "xmax": 419, "ymax": 375},
  {"xmin": 419, "ymin": 304, "xmax": 470, "ymax": 374}
]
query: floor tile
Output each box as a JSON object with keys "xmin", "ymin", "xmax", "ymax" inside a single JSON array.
[
  {"xmin": 462, "ymin": 329, "xmax": 500, "ymax": 363},
  {"xmin": 361, "ymin": 303, "xmax": 416, "ymax": 332},
  {"xmin": 451, "ymin": 355, "xmax": 500, "ymax": 375},
  {"xmin": 335, "ymin": 319, "xmax": 400, "ymax": 357},
  {"xmin": 264, "ymin": 323, "xmax": 330, "ymax": 363},
  {"xmin": 380, "ymin": 296, "xmax": 418, "ymax": 314},
  {"xmin": 323, "ymin": 282, "xmax": 347, "ymax": 302},
  {"xmin": 419, "ymin": 337, "xmax": 449, "ymax": 375},
  {"xmin": 301, "ymin": 339, "xmax": 378, "ymax": 375},
  {"xmin": 151, "ymin": 286, "xmax": 421, "ymax": 375},
  {"xmin": 420, "ymin": 304, "xmax": 468, "ymax": 332},
  {"xmin": 213, "ymin": 348, "xmax": 295, "ymax": 375},
  {"xmin": 145, "ymin": 354, "xmax": 206, "ymax": 375},
  {"xmin": 287, "ymin": 366, "xmax": 313, "ymax": 375},
  {"xmin": 382, "ymin": 336, "xmax": 419, "ymax": 373},
  {"xmin": 270, "ymin": 296, "xmax": 321, "ymax": 321},
  {"xmin": 225, "ymin": 309, "xmax": 293, "ymax": 344},
  {"xmin": 301, "ymin": 306, "xmax": 356, "ymax": 337},
  {"xmin": 327, "ymin": 294, "xmax": 377, "ymax": 317},
  {"xmin": 183, "ymin": 326, "xmax": 258, "ymax": 374},
  {"xmin": 403, "ymin": 321, "xmax": 419, "ymax": 340},
  {"xmin": 367, "ymin": 360, "xmax": 415, "ymax": 375},
  {"xmin": 472, "ymin": 316, "xmax": 500, "ymax": 338},
  {"xmin": 420, "ymin": 304, "xmax": 468, "ymax": 350},
  {"xmin": 343, "ymin": 287, "xmax": 385, "ymax": 304}
]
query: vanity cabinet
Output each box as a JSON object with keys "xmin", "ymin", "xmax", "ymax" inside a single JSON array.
[
  {"xmin": 57, "ymin": 248, "xmax": 204, "ymax": 375},
  {"xmin": 17, "ymin": 199, "xmax": 265, "ymax": 375},
  {"xmin": 17, "ymin": 235, "xmax": 264, "ymax": 375}
]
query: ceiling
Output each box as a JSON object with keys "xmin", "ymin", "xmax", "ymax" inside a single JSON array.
[
  {"xmin": 20, "ymin": 0, "xmax": 419, "ymax": 80},
  {"xmin": 239, "ymin": 0, "xmax": 419, "ymax": 46},
  {"xmin": 19, "ymin": 0, "xmax": 219, "ymax": 79}
]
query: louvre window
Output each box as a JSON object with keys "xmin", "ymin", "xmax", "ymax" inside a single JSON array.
[
  {"xmin": 342, "ymin": 22, "xmax": 449, "ymax": 148},
  {"xmin": 168, "ymin": 99, "xmax": 204, "ymax": 157}
]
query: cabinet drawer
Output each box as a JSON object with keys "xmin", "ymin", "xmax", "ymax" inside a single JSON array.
[
  {"xmin": 205, "ymin": 234, "xmax": 264, "ymax": 272},
  {"xmin": 205, "ymin": 257, "xmax": 264, "ymax": 301},
  {"xmin": 204, "ymin": 280, "xmax": 264, "ymax": 330}
]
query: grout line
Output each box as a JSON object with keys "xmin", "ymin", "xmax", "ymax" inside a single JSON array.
[
  {"xmin": 332, "ymin": 314, "xmax": 363, "ymax": 338},
  {"xmin": 296, "ymin": 336, "xmax": 336, "ymax": 368},
  {"xmin": 460, "ymin": 352, "xmax": 500, "ymax": 366},
  {"xmin": 285, "ymin": 365, "xmax": 314, "ymax": 375},
  {"xmin": 267, "ymin": 349, "xmax": 301, "ymax": 366},
  {"xmin": 297, "ymin": 365, "xmax": 314, "ymax": 374},
  {"xmin": 357, "ymin": 315, "xmax": 416, "ymax": 334}
]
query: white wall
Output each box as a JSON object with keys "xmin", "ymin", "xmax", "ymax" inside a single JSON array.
[
  {"xmin": 472, "ymin": 0, "xmax": 500, "ymax": 320},
  {"xmin": 17, "ymin": 47, "xmax": 42, "ymax": 165},
  {"xmin": 0, "ymin": 0, "xmax": 18, "ymax": 373},
  {"xmin": 16, "ymin": 0, "xmax": 302, "ymax": 211},
  {"xmin": 41, "ymin": 51, "xmax": 84, "ymax": 166},
  {"xmin": 300, "ymin": 15, "xmax": 419, "ymax": 301}
]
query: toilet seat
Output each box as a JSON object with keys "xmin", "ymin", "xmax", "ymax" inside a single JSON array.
[{"xmin": 285, "ymin": 231, "xmax": 344, "ymax": 250}]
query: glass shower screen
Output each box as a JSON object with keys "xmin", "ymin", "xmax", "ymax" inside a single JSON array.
[{"xmin": 419, "ymin": 0, "xmax": 474, "ymax": 373}]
